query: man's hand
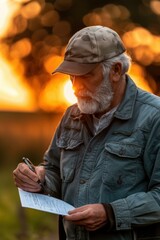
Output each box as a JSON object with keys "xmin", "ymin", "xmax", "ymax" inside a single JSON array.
[
  {"xmin": 13, "ymin": 163, "xmax": 45, "ymax": 192},
  {"xmin": 64, "ymin": 204, "xmax": 108, "ymax": 231}
]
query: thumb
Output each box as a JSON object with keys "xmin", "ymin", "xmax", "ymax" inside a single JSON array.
[{"xmin": 35, "ymin": 166, "xmax": 45, "ymax": 182}]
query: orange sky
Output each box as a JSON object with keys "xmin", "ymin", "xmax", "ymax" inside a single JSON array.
[{"xmin": 0, "ymin": 0, "xmax": 159, "ymax": 112}]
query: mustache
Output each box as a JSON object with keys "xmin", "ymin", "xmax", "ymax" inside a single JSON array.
[{"xmin": 74, "ymin": 90, "xmax": 93, "ymax": 98}]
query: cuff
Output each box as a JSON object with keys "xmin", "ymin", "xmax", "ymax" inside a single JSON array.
[{"xmin": 101, "ymin": 203, "xmax": 116, "ymax": 231}]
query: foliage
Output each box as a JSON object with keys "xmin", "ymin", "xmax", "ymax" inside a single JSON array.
[
  {"xmin": 0, "ymin": 112, "xmax": 62, "ymax": 240},
  {"xmin": 1, "ymin": 0, "xmax": 160, "ymax": 109}
]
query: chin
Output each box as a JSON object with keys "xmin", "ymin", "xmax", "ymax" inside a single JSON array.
[{"xmin": 77, "ymin": 99, "xmax": 99, "ymax": 114}]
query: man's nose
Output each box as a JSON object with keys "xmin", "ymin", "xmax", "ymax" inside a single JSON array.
[{"xmin": 71, "ymin": 76, "xmax": 85, "ymax": 90}]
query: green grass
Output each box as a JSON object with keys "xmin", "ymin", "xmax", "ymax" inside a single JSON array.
[
  {"xmin": 0, "ymin": 165, "xmax": 59, "ymax": 240},
  {"xmin": 0, "ymin": 111, "xmax": 63, "ymax": 240}
]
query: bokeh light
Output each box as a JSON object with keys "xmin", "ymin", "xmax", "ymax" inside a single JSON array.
[
  {"xmin": 64, "ymin": 81, "xmax": 77, "ymax": 104},
  {"xmin": 10, "ymin": 38, "xmax": 32, "ymax": 58},
  {"xmin": 0, "ymin": 0, "xmax": 20, "ymax": 37},
  {"xmin": 150, "ymin": 0, "xmax": 160, "ymax": 15},
  {"xmin": 38, "ymin": 75, "xmax": 70, "ymax": 112},
  {"xmin": 21, "ymin": 1, "xmax": 41, "ymax": 19},
  {"xmin": 0, "ymin": 0, "xmax": 160, "ymax": 113},
  {"xmin": 0, "ymin": 57, "xmax": 36, "ymax": 111}
]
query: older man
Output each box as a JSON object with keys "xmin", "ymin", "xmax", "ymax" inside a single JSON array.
[{"xmin": 13, "ymin": 26, "xmax": 160, "ymax": 240}]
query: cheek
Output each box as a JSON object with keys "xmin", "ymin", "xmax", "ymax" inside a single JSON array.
[{"xmin": 86, "ymin": 75, "xmax": 103, "ymax": 92}]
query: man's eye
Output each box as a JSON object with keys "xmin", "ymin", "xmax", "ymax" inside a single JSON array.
[
  {"xmin": 69, "ymin": 74, "xmax": 91, "ymax": 82},
  {"xmin": 81, "ymin": 74, "xmax": 91, "ymax": 79},
  {"xmin": 84, "ymin": 73, "xmax": 93, "ymax": 78}
]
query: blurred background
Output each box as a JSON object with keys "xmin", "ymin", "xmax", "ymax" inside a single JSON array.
[{"xmin": 1, "ymin": 0, "xmax": 160, "ymax": 239}]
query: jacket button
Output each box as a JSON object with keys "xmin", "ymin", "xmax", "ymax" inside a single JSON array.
[{"xmin": 80, "ymin": 179, "xmax": 86, "ymax": 184}]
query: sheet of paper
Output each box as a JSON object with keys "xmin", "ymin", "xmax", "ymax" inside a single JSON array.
[{"xmin": 18, "ymin": 188, "xmax": 75, "ymax": 216}]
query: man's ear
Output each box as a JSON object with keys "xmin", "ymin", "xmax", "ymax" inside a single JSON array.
[{"xmin": 109, "ymin": 62, "xmax": 122, "ymax": 82}]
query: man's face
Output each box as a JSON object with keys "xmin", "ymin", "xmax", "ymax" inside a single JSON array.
[{"xmin": 70, "ymin": 64, "xmax": 114, "ymax": 114}]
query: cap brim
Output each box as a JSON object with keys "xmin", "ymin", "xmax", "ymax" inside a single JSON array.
[{"xmin": 52, "ymin": 60, "xmax": 98, "ymax": 76}]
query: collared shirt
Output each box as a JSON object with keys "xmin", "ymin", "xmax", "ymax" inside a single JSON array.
[{"xmin": 93, "ymin": 106, "xmax": 118, "ymax": 135}]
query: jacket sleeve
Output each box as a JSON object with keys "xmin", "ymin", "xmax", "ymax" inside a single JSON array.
[
  {"xmin": 42, "ymin": 123, "xmax": 62, "ymax": 198},
  {"xmin": 110, "ymin": 111, "xmax": 160, "ymax": 230}
]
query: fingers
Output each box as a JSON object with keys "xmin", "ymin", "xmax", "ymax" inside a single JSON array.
[
  {"xmin": 67, "ymin": 206, "xmax": 87, "ymax": 220},
  {"xmin": 35, "ymin": 166, "xmax": 45, "ymax": 183},
  {"xmin": 13, "ymin": 163, "xmax": 42, "ymax": 192},
  {"xmin": 64, "ymin": 204, "xmax": 107, "ymax": 231},
  {"xmin": 85, "ymin": 221, "xmax": 106, "ymax": 231}
]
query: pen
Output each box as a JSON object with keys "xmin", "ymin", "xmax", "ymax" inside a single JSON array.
[
  {"xmin": 22, "ymin": 157, "xmax": 36, "ymax": 173},
  {"xmin": 22, "ymin": 157, "xmax": 46, "ymax": 192}
]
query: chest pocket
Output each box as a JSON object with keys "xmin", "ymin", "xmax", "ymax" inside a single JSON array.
[
  {"xmin": 56, "ymin": 134, "xmax": 83, "ymax": 183},
  {"xmin": 102, "ymin": 142, "xmax": 142, "ymax": 189},
  {"xmin": 105, "ymin": 142, "xmax": 141, "ymax": 158}
]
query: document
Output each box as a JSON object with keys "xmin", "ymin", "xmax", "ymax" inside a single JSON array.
[{"xmin": 18, "ymin": 188, "xmax": 75, "ymax": 216}]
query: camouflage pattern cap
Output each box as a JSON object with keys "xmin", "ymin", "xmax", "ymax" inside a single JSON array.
[{"xmin": 52, "ymin": 25, "xmax": 126, "ymax": 76}]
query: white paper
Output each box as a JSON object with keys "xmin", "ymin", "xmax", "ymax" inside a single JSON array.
[{"xmin": 18, "ymin": 188, "xmax": 75, "ymax": 216}]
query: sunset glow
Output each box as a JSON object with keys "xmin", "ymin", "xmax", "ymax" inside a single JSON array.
[
  {"xmin": 0, "ymin": 1, "xmax": 159, "ymax": 113},
  {"xmin": 0, "ymin": 0, "xmax": 36, "ymax": 111},
  {"xmin": 129, "ymin": 63, "xmax": 153, "ymax": 93},
  {"xmin": 64, "ymin": 81, "xmax": 77, "ymax": 104},
  {"xmin": 0, "ymin": 56, "xmax": 36, "ymax": 111},
  {"xmin": 0, "ymin": 0, "xmax": 19, "ymax": 37},
  {"xmin": 38, "ymin": 76, "xmax": 75, "ymax": 112}
]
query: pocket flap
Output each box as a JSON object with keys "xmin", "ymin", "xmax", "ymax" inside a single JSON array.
[
  {"xmin": 105, "ymin": 142, "xmax": 141, "ymax": 158},
  {"xmin": 56, "ymin": 137, "xmax": 83, "ymax": 150}
]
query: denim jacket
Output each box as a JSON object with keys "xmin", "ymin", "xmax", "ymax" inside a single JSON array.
[{"xmin": 44, "ymin": 76, "xmax": 160, "ymax": 240}]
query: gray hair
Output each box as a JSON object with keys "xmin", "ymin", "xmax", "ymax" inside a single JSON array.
[{"xmin": 101, "ymin": 53, "xmax": 131, "ymax": 76}]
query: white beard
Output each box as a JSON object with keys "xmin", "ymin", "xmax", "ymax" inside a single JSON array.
[{"xmin": 76, "ymin": 73, "xmax": 114, "ymax": 114}]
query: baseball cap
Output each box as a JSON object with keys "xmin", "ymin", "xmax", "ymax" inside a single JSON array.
[{"xmin": 52, "ymin": 25, "xmax": 126, "ymax": 76}]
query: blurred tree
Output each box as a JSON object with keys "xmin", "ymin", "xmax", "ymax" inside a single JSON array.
[{"xmin": 2, "ymin": 0, "xmax": 160, "ymax": 110}]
